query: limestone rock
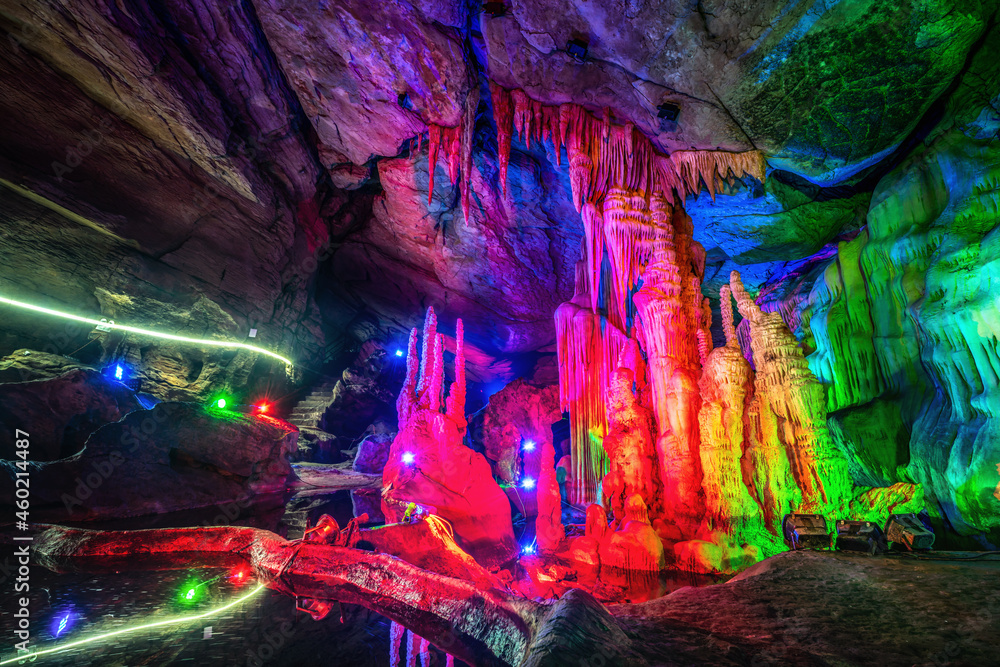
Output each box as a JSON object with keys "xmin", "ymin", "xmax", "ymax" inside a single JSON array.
[
  {"xmin": 0, "ymin": 361, "xmax": 141, "ymax": 461},
  {"xmin": 0, "ymin": 402, "xmax": 297, "ymax": 521}
]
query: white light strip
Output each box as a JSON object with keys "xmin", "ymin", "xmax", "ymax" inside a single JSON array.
[
  {"xmin": 0, "ymin": 295, "xmax": 293, "ymax": 367},
  {"xmin": 0, "ymin": 584, "xmax": 266, "ymax": 665}
]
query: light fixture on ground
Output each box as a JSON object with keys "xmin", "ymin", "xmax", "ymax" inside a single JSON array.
[
  {"xmin": 835, "ymin": 520, "xmax": 886, "ymax": 555},
  {"xmin": 782, "ymin": 513, "xmax": 832, "ymax": 550},
  {"xmin": 885, "ymin": 513, "xmax": 935, "ymax": 550}
]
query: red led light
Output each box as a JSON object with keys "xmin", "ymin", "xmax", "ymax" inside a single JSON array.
[{"xmin": 257, "ymin": 403, "xmax": 269, "ymax": 414}]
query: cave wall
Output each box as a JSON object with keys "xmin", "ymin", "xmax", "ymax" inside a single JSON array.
[{"xmin": 759, "ymin": 128, "xmax": 1000, "ymax": 546}]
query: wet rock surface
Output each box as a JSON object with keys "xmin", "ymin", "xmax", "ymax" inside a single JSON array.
[
  {"xmin": 0, "ymin": 363, "xmax": 141, "ymax": 461},
  {"xmin": 1, "ymin": 402, "xmax": 297, "ymax": 521}
]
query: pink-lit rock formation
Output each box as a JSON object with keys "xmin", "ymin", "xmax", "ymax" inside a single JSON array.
[
  {"xmin": 481, "ymin": 378, "xmax": 561, "ymax": 485},
  {"xmin": 382, "ymin": 308, "xmax": 517, "ymax": 567},
  {"xmin": 535, "ymin": 437, "xmax": 565, "ymax": 553},
  {"xmin": 601, "ymin": 368, "xmax": 658, "ymax": 523}
]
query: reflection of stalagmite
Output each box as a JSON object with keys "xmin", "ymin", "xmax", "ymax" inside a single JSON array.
[{"xmin": 730, "ymin": 271, "xmax": 853, "ymax": 514}]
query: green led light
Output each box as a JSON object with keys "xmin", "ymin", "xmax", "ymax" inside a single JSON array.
[
  {"xmin": 0, "ymin": 585, "xmax": 265, "ymax": 665},
  {"xmin": 0, "ymin": 295, "xmax": 293, "ymax": 367},
  {"xmin": 216, "ymin": 398, "xmax": 227, "ymax": 410},
  {"xmin": 185, "ymin": 588, "xmax": 196, "ymax": 600}
]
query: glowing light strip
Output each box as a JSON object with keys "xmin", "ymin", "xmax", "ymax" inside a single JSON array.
[
  {"xmin": 0, "ymin": 584, "xmax": 265, "ymax": 665},
  {"xmin": 0, "ymin": 296, "xmax": 293, "ymax": 366}
]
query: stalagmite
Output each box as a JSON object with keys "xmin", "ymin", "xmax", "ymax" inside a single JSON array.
[
  {"xmin": 418, "ymin": 636, "xmax": 431, "ymax": 667},
  {"xmin": 696, "ymin": 285, "xmax": 771, "ymax": 549},
  {"xmin": 536, "ymin": 438, "xmax": 565, "ymax": 552},
  {"xmin": 731, "ymin": 271, "xmax": 853, "ymax": 515},
  {"xmin": 407, "ymin": 629, "xmax": 418, "ymax": 667},
  {"xmin": 385, "ymin": 308, "xmax": 517, "ymax": 565},
  {"xmin": 601, "ymin": 367, "xmax": 659, "ymax": 521}
]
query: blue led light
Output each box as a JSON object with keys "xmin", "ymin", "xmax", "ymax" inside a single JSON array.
[
  {"xmin": 521, "ymin": 478, "xmax": 536, "ymax": 490},
  {"xmin": 522, "ymin": 544, "xmax": 535, "ymax": 555},
  {"xmin": 395, "ymin": 349, "xmax": 404, "ymax": 357},
  {"xmin": 402, "ymin": 451, "xmax": 415, "ymax": 465},
  {"xmin": 114, "ymin": 365, "xmax": 124, "ymax": 380},
  {"xmin": 523, "ymin": 440, "xmax": 536, "ymax": 452}
]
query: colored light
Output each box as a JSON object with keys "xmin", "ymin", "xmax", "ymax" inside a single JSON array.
[
  {"xmin": 522, "ymin": 544, "xmax": 535, "ymax": 555},
  {"xmin": 114, "ymin": 365, "xmax": 123, "ymax": 380},
  {"xmin": 185, "ymin": 588, "xmax": 196, "ymax": 600},
  {"xmin": 521, "ymin": 478, "xmax": 536, "ymax": 490},
  {"xmin": 395, "ymin": 349, "xmax": 403, "ymax": 357},
  {"xmin": 0, "ymin": 585, "xmax": 265, "ymax": 666},
  {"xmin": 523, "ymin": 440, "xmax": 536, "ymax": 451},
  {"xmin": 257, "ymin": 403, "xmax": 269, "ymax": 413},
  {"xmin": 56, "ymin": 615, "xmax": 69, "ymax": 637},
  {"xmin": 216, "ymin": 398, "xmax": 227, "ymax": 409},
  {"xmin": 402, "ymin": 452, "xmax": 415, "ymax": 465},
  {"xmin": 0, "ymin": 294, "xmax": 293, "ymax": 366}
]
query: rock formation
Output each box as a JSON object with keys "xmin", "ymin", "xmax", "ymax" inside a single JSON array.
[
  {"xmin": 1, "ymin": 401, "xmax": 297, "ymax": 521},
  {"xmin": 382, "ymin": 308, "xmax": 517, "ymax": 566}
]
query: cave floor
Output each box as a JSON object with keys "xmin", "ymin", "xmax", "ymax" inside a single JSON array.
[{"xmin": 611, "ymin": 550, "xmax": 1000, "ymax": 667}]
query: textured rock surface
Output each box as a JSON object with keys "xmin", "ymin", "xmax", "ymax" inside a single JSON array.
[
  {"xmin": 352, "ymin": 431, "xmax": 394, "ymax": 474},
  {"xmin": 614, "ymin": 550, "xmax": 1000, "ymax": 666},
  {"xmin": 758, "ymin": 129, "xmax": 1000, "ymax": 545},
  {"xmin": 0, "ymin": 360, "xmax": 140, "ymax": 461},
  {"xmin": 481, "ymin": 377, "xmax": 561, "ymax": 484},
  {"xmin": 0, "ymin": 402, "xmax": 297, "ymax": 520}
]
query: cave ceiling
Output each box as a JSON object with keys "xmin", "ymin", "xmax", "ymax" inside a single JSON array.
[{"xmin": 0, "ymin": 0, "xmax": 997, "ymax": 373}]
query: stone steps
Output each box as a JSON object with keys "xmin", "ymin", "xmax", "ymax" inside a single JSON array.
[{"xmin": 286, "ymin": 379, "xmax": 339, "ymax": 428}]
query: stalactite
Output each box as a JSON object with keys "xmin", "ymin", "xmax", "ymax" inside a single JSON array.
[
  {"xmin": 490, "ymin": 82, "xmax": 513, "ymax": 196},
  {"xmin": 444, "ymin": 125, "xmax": 461, "ymax": 189},
  {"xmin": 555, "ymin": 262, "xmax": 628, "ymax": 504},
  {"xmin": 581, "ymin": 203, "xmax": 604, "ymax": 313},
  {"xmin": 490, "ymin": 85, "xmax": 766, "ymax": 215},
  {"xmin": 426, "ymin": 124, "xmax": 442, "ymax": 204},
  {"xmin": 445, "ymin": 318, "xmax": 466, "ymax": 430},
  {"xmin": 460, "ymin": 87, "xmax": 479, "ymax": 225}
]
